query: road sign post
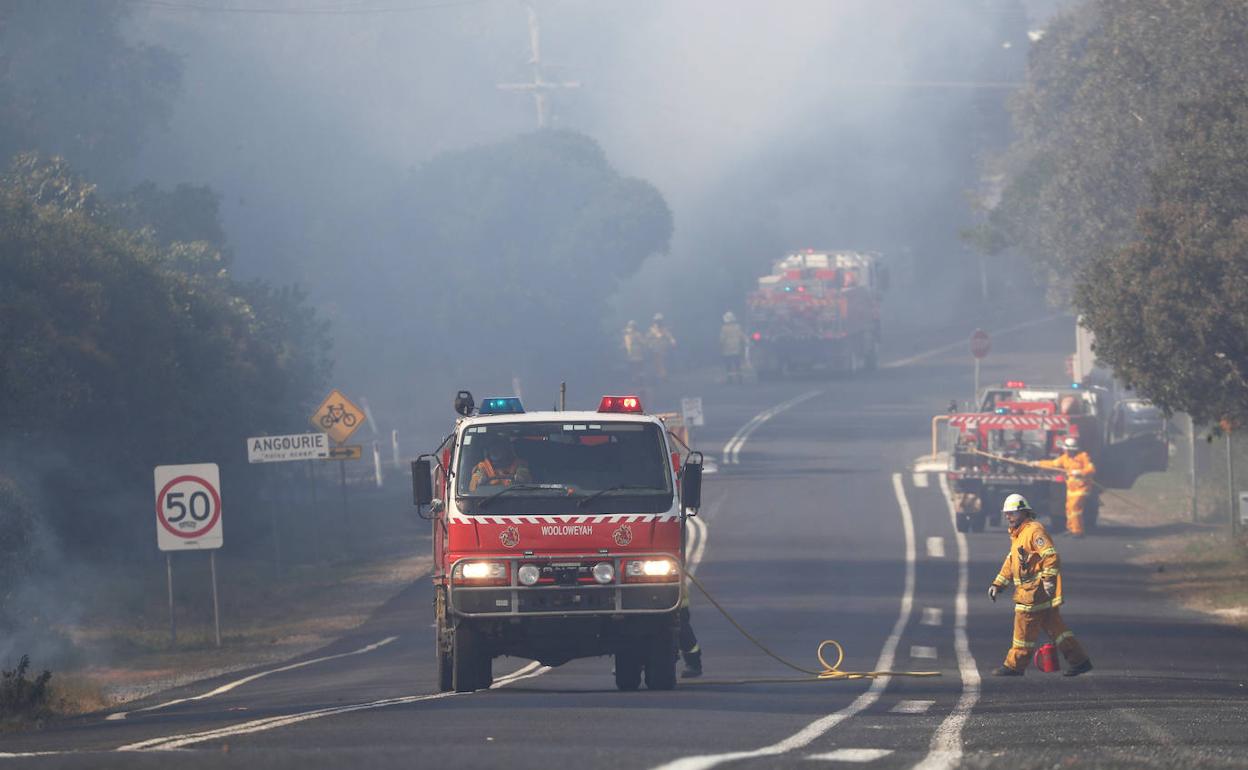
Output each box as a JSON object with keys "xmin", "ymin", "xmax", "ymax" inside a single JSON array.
[
  {"xmin": 311, "ymin": 389, "xmax": 366, "ymax": 528},
  {"xmin": 970, "ymin": 329, "xmax": 991, "ymax": 405},
  {"xmin": 154, "ymin": 463, "xmax": 224, "ymax": 647}
]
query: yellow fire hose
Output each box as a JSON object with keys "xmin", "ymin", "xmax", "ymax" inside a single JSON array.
[
  {"xmin": 678, "ymin": 571, "xmax": 941, "ymax": 685},
  {"xmin": 964, "ymin": 447, "xmax": 1162, "ymax": 516}
]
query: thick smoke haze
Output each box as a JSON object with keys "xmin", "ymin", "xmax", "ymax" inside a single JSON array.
[{"xmin": 120, "ymin": 1, "xmax": 1056, "ymax": 429}]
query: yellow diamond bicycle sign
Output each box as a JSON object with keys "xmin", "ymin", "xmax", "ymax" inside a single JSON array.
[{"xmin": 310, "ymin": 389, "xmax": 365, "ymax": 444}]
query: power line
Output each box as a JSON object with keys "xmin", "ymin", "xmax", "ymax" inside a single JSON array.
[{"xmin": 126, "ymin": 0, "xmax": 492, "ymax": 15}]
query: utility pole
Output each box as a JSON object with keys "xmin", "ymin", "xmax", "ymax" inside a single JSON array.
[{"xmin": 497, "ymin": 2, "xmax": 580, "ymax": 128}]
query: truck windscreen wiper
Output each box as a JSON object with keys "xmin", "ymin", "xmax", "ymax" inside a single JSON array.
[
  {"xmin": 577, "ymin": 485, "xmax": 664, "ymax": 509},
  {"xmin": 478, "ymin": 483, "xmax": 570, "ymax": 508}
]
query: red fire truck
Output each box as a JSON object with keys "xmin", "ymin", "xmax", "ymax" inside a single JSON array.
[
  {"xmin": 746, "ymin": 250, "xmax": 886, "ymax": 378},
  {"xmin": 942, "ymin": 405, "xmax": 1096, "ymax": 533},
  {"xmin": 411, "ymin": 392, "xmax": 703, "ymax": 692}
]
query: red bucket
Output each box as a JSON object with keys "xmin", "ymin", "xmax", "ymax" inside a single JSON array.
[{"xmin": 1034, "ymin": 642, "xmax": 1060, "ymax": 673}]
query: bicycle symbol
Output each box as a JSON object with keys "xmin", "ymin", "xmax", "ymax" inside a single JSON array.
[{"xmin": 319, "ymin": 403, "xmax": 359, "ymax": 430}]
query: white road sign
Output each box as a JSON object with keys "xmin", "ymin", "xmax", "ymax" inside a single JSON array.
[
  {"xmin": 681, "ymin": 397, "xmax": 705, "ymax": 427},
  {"xmin": 247, "ymin": 432, "xmax": 329, "ymax": 463},
  {"xmin": 154, "ymin": 463, "xmax": 223, "ymax": 551}
]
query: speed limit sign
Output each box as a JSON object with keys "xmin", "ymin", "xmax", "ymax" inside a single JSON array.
[{"xmin": 154, "ymin": 463, "xmax": 223, "ymax": 551}]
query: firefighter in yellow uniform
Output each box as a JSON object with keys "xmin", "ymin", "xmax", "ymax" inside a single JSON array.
[
  {"xmin": 468, "ymin": 438, "xmax": 532, "ymax": 492},
  {"xmin": 1034, "ymin": 436, "xmax": 1095, "ymax": 537},
  {"xmin": 989, "ymin": 493, "xmax": 1093, "ymax": 677},
  {"xmin": 622, "ymin": 320, "xmax": 647, "ymax": 385}
]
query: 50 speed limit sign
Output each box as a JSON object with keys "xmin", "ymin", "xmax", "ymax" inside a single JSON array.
[{"xmin": 154, "ymin": 463, "xmax": 223, "ymax": 551}]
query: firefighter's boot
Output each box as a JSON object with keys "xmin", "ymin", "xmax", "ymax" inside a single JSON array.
[
  {"xmin": 681, "ymin": 650, "xmax": 703, "ymax": 678},
  {"xmin": 1063, "ymin": 659, "xmax": 1093, "ymax": 677},
  {"xmin": 991, "ymin": 665, "xmax": 1024, "ymax": 677}
]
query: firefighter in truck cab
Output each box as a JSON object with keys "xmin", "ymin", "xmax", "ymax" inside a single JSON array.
[
  {"xmin": 988, "ymin": 494, "xmax": 1093, "ymax": 677},
  {"xmin": 1032, "ymin": 436, "xmax": 1095, "ymax": 537}
]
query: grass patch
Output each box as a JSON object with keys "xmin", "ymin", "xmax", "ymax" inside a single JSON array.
[{"xmin": 0, "ymin": 656, "xmax": 52, "ymax": 726}]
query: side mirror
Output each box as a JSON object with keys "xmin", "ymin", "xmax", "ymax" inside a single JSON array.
[
  {"xmin": 681, "ymin": 455, "xmax": 703, "ymax": 514},
  {"xmin": 412, "ymin": 458, "xmax": 434, "ymax": 507}
]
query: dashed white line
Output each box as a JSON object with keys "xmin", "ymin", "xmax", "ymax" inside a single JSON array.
[
  {"xmin": 909, "ymin": 645, "xmax": 938, "ymax": 660},
  {"xmin": 106, "ymin": 636, "xmax": 399, "ymax": 721},
  {"xmin": 912, "ymin": 475, "xmax": 982, "ymax": 770},
  {"xmin": 920, "ymin": 607, "xmax": 943, "ymax": 626},
  {"xmin": 807, "ymin": 748, "xmax": 894, "ymax": 762},
  {"xmin": 891, "ymin": 700, "xmax": 935, "ymax": 715},
  {"xmin": 721, "ymin": 390, "xmax": 823, "ymax": 464},
  {"xmin": 650, "ymin": 473, "xmax": 917, "ymax": 770},
  {"xmin": 925, "ymin": 537, "xmax": 945, "ymax": 559}
]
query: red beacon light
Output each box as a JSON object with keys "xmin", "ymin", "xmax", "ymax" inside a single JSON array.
[
  {"xmin": 598, "ymin": 395, "xmax": 643, "ymax": 413},
  {"xmin": 1004, "ymin": 380, "xmax": 1027, "ymax": 389}
]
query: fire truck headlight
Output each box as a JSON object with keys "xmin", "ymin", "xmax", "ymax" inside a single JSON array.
[
  {"xmin": 623, "ymin": 558, "xmax": 679, "ymax": 582},
  {"xmin": 517, "ymin": 563, "xmax": 541, "ymax": 586},
  {"xmin": 592, "ymin": 562, "xmax": 616, "ymax": 584},
  {"xmin": 454, "ymin": 561, "xmax": 508, "ymax": 585}
]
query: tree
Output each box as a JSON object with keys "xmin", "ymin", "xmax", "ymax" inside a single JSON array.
[
  {"xmin": 0, "ymin": 2, "xmax": 181, "ymax": 186},
  {"xmin": 1075, "ymin": 86, "xmax": 1248, "ymax": 425},
  {"xmin": 983, "ymin": 0, "xmax": 1248, "ymax": 300}
]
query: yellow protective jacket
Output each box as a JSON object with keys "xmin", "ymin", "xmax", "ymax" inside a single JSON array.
[
  {"xmin": 991, "ymin": 518, "xmax": 1063, "ymax": 613},
  {"xmin": 720, "ymin": 322, "xmax": 747, "ymax": 356},
  {"xmin": 1036, "ymin": 451, "xmax": 1095, "ymax": 495}
]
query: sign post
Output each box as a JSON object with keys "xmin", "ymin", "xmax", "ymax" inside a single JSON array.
[
  {"xmin": 970, "ymin": 328, "xmax": 991, "ymax": 406},
  {"xmin": 154, "ymin": 463, "xmax": 224, "ymax": 647},
  {"xmin": 311, "ymin": 389, "xmax": 366, "ymax": 526}
]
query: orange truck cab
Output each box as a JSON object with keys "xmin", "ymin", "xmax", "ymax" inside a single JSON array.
[{"xmin": 411, "ymin": 392, "xmax": 703, "ymax": 693}]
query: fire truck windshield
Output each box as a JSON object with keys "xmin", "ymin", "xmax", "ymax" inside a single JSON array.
[{"xmin": 455, "ymin": 421, "xmax": 673, "ymax": 514}]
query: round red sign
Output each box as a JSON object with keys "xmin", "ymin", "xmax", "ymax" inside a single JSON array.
[
  {"xmin": 155, "ymin": 475, "xmax": 222, "ymax": 539},
  {"xmin": 970, "ymin": 329, "xmax": 991, "ymax": 359}
]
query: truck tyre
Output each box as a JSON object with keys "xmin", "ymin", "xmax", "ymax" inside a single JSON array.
[
  {"xmin": 452, "ymin": 623, "xmax": 491, "ymax": 692},
  {"xmin": 971, "ymin": 512, "xmax": 986, "ymax": 533},
  {"xmin": 614, "ymin": 650, "xmax": 643, "ymax": 691},
  {"xmin": 643, "ymin": 631, "xmax": 677, "ymax": 691},
  {"xmin": 864, "ymin": 339, "xmax": 879, "ymax": 372},
  {"xmin": 955, "ymin": 512, "xmax": 971, "ymax": 533},
  {"xmin": 435, "ymin": 590, "xmax": 453, "ymax": 692}
]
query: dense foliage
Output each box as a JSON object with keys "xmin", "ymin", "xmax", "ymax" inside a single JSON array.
[
  {"xmin": 0, "ymin": 156, "xmax": 331, "ymax": 556},
  {"xmin": 361, "ymin": 130, "xmax": 671, "ymax": 388},
  {"xmin": 982, "ymin": 0, "xmax": 1248, "ymax": 300},
  {"xmin": 984, "ymin": 0, "xmax": 1248, "ymax": 423}
]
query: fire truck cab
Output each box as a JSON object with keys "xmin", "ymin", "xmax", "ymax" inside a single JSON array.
[{"xmin": 412, "ymin": 392, "xmax": 703, "ymax": 693}]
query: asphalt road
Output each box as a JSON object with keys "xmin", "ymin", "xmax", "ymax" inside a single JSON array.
[{"xmin": 5, "ymin": 314, "xmax": 1248, "ymax": 769}]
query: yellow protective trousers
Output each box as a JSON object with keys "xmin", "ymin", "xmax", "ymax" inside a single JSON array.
[
  {"xmin": 1065, "ymin": 490, "xmax": 1088, "ymax": 535},
  {"xmin": 1004, "ymin": 607, "xmax": 1088, "ymax": 671}
]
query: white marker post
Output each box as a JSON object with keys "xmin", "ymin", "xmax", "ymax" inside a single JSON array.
[{"xmin": 154, "ymin": 463, "xmax": 224, "ymax": 647}]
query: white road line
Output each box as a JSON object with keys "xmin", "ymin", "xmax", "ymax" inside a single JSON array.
[
  {"xmin": 490, "ymin": 661, "xmax": 551, "ymax": 688},
  {"xmin": 807, "ymin": 748, "xmax": 894, "ymax": 762},
  {"xmin": 687, "ymin": 514, "xmax": 710, "ymax": 576},
  {"xmin": 912, "ymin": 472, "xmax": 929, "ymax": 488},
  {"xmin": 920, "ymin": 607, "xmax": 943, "ymax": 627},
  {"xmin": 118, "ymin": 691, "xmax": 457, "ymax": 751},
  {"xmin": 912, "ymin": 475, "xmax": 982, "ymax": 770},
  {"xmin": 721, "ymin": 390, "xmax": 823, "ymax": 464},
  {"xmin": 881, "ymin": 314, "xmax": 1063, "ymax": 369},
  {"xmin": 105, "ymin": 635, "xmax": 399, "ymax": 721},
  {"xmin": 909, "ymin": 645, "xmax": 938, "ymax": 660},
  {"xmin": 925, "ymin": 537, "xmax": 945, "ymax": 559},
  {"xmin": 891, "ymin": 700, "xmax": 936, "ymax": 715},
  {"xmin": 650, "ymin": 473, "xmax": 916, "ymax": 770}
]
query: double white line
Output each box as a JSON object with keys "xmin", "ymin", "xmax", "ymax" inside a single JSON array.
[{"xmin": 720, "ymin": 390, "xmax": 823, "ymax": 465}]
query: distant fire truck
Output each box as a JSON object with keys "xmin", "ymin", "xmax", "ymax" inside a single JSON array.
[
  {"xmin": 746, "ymin": 250, "xmax": 886, "ymax": 378},
  {"xmin": 412, "ymin": 392, "xmax": 703, "ymax": 692},
  {"xmin": 943, "ymin": 401, "xmax": 1093, "ymax": 534}
]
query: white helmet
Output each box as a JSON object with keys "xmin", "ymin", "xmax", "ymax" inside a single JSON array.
[
  {"xmin": 1002, "ymin": 493, "xmax": 1032, "ymax": 514},
  {"xmin": 723, "ymin": 311, "xmax": 736, "ymax": 323},
  {"xmin": 1062, "ymin": 436, "xmax": 1080, "ymax": 451},
  {"xmin": 653, "ymin": 312, "xmax": 664, "ymax": 322}
]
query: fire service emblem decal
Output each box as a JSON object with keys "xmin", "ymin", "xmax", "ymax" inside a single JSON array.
[
  {"xmin": 499, "ymin": 525, "xmax": 520, "ymax": 548},
  {"xmin": 612, "ymin": 524, "xmax": 634, "ymax": 547}
]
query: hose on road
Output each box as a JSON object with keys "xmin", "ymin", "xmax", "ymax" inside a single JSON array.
[
  {"xmin": 964, "ymin": 447, "xmax": 1164, "ymax": 517},
  {"xmin": 681, "ymin": 571, "xmax": 941, "ymax": 685}
]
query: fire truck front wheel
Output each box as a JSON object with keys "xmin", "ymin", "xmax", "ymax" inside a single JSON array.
[
  {"xmin": 614, "ymin": 650, "xmax": 643, "ymax": 691},
  {"xmin": 643, "ymin": 630, "xmax": 678, "ymax": 691},
  {"xmin": 435, "ymin": 590, "xmax": 453, "ymax": 692},
  {"xmin": 452, "ymin": 623, "xmax": 493, "ymax": 693}
]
